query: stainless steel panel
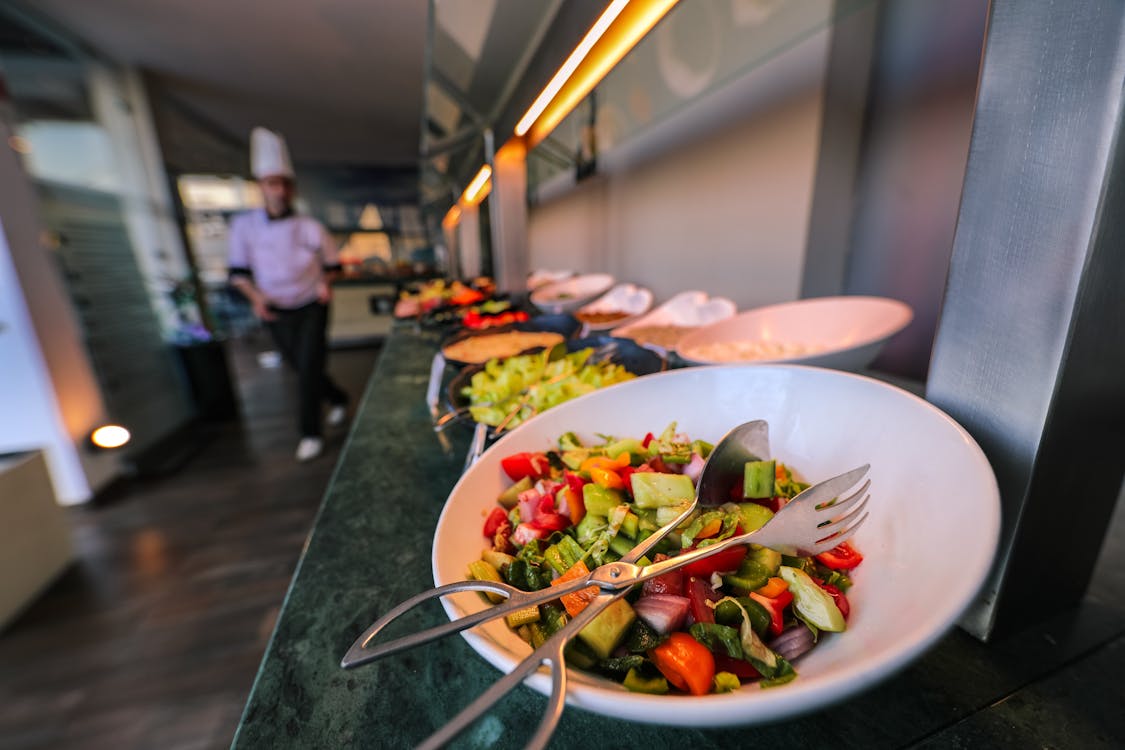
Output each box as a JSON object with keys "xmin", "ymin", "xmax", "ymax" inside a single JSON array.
[{"xmin": 926, "ymin": 0, "xmax": 1125, "ymax": 639}]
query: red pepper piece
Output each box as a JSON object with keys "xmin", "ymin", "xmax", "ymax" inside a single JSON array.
[
  {"xmin": 713, "ymin": 652, "xmax": 760, "ymax": 680},
  {"xmin": 749, "ymin": 589, "xmax": 794, "ymax": 636},
  {"xmin": 815, "ymin": 541, "xmax": 864, "ymax": 571}
]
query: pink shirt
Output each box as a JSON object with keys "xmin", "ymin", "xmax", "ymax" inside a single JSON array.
[{"xmin": 228, "ymin": 209, "xmax": 340, "ymax": 309}]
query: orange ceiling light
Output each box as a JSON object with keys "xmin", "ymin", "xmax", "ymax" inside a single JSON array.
[
  {"xmin": 461, "ymin": 164, "xmax": 493, "ymax": 206},
  {"xmin": 516, "ymin": 0, "xmax": 679, "ymax": 148}
]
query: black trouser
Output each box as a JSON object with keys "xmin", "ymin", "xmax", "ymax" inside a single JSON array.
[{"xmin": 266, "ymin": 301, "xmax": 347, "ymax": 438}]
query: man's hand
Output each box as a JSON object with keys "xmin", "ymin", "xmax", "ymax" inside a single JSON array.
[
  {"xmin": 232, "ymin": 277, "xmax": 276, "ymax": 321},
  {"xmin": 252, "ymin": 297, "xmax": 277, "ymax": 321},
  {"xmin": 316, "ymin": 280, "xmax": 333, "ymax": 303}
]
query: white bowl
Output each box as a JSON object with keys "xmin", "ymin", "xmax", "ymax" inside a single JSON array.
[
  {"xmin": 527, "ymin": 269, "xmax": 574, "ymax": 291},
  {"xmin": 610, "ymin": 291, "xmax": 738, "ymax": 354},
  {"xmin": 575, "ymin": 283, "xmax": 654, "ymax": 331},
  {"xmin": 431, "ymin": 365, "xmax": 999, "ymax": 727},
  {"xmin": 530, "ymin": 273, "xmax": 616, "ymax": 314},
  {"xmin": 675, "ymin": 296, "xmax": 912, "ymax": 371}
]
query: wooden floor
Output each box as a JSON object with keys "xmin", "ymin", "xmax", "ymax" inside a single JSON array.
[{"xmin": 0, "ymin": 332, "xmax": 381, "ymax": 750}]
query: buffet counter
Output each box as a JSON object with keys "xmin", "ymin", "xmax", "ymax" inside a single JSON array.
[{"xmin": 233, "ymin": 325, "xmax": 1125, "ymax": 749}]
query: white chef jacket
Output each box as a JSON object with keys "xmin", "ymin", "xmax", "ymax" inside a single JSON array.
[{"xmin": 228, "ymin": 209, "xmax": 341, "ymax": 310}]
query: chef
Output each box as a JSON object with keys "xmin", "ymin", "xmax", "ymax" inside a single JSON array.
[{"xmin": 228, "ymin": 127, "xmax": 348, "ymax": 462}]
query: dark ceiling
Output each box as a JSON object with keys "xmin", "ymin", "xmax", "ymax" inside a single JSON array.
[{"xmin": 14, "ymin": 0, "xmax": 429, "ymax": 167}]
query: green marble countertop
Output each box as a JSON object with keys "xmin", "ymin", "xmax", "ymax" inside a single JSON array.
[{"xmin": 234, "ymin": 328, "xmax": 1125, "ymax": 749}]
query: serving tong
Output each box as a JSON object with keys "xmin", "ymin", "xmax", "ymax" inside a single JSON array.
[{"xmin": 342, "ymin": 420, "xmax": 870, "ymax": 749}]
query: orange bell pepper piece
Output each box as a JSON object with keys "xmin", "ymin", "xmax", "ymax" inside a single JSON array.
[
  {"xmin": 580, "ymin": 455, "xmax": 630, "ymax": 490},
  {"xmin": 550, "ymin": 559, "xmax": 598, "ymax": 617},
  {"xmin": 754, "ymin": 576, "xmax": 789, "ymax": 598},
  {"xmin": 649, "ymin": 632, "xmax": 715, "ymax": 696}
]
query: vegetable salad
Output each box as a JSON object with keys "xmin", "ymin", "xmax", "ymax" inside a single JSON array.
[{"xmin": 470, "ymin": 425, "xmax": 863, "ymax": 695}]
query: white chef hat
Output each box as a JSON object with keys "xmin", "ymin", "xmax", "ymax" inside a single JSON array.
[{"xmin": 250, "ymin": 127, "xmax": 295, "ymax": 179}]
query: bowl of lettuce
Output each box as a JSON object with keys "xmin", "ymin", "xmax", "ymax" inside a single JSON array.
[{"xmin": 431, "ymin": 365, "xmax": 1000, "ymax": 727}]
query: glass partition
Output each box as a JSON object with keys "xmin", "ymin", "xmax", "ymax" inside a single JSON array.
[{"xmin": 527, "ymin": 0, "xmax": 875, "ymax": 197}]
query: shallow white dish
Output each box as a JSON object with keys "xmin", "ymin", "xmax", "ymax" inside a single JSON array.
[
  {"xmin": 676, "ymin": 296, "xmax": 913, "ymax": 371},
  {"xmin": 575, "ymin": 283, "xmax": 654, "ymax": 331},
  {"xmin": 610, "ymin": 290, "xmax": 737, "ymax": 354},
  {"xmin": 431, "ymin": 365, "xmax": 999, "ymax": 727},
  {"xmin": 527, "ymin": 269, "xmax": 574, "ymax": 291},
  {"xmin": 530, "ymin": 273, "xmax": 616, "ymax": 314}
]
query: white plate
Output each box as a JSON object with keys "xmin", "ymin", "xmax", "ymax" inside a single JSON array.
[
  {"xmin": 431, "ymin": 365, "xmax": 1000, "ymax": 727},
  {"xmin": 676, "ymin": 296, "xmax": 913, "ymax": 371},
  {"xmin": 611, "ymin": 290, "xmax": 737, "ymax": 354},
  {"xmin": 575, "ymin": 283, "xmax": 654, "ymax": 331},
  {"xmin": 527, "ymin": 269, "xmax": 574, "ymax": 291},
  {"xmin": 530, "ymin": 273, "xmax": 616, "ymax": 314}
]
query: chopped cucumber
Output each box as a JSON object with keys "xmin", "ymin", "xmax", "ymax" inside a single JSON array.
[
  {"xmin": 744, "ymin": 460, "xmax": 776, "ymax": 499},
  {"xmin": 583, "ymin": 484, "xmax": 625, "ymax": 517},
  {"xmin": 748, "ymin": 545, "xmax": 782, "ymax": 576},
  {"xmin": 497, "ymin": 476, "xmax": 533, "ymax": 508},
  {"xmin": 737, "ymin": 503, "xmax": 775, "ymax": 533},
  {"xmin": 467, "ymin": 559, "xmax": 504, "ymax": 603},
  {"xmin": 631, "ymin": 472, "xmax": 695, "ymax": 508},
  {"xmin": 578, "ymin": 598, "xmax": 636, "ymax": 659}
]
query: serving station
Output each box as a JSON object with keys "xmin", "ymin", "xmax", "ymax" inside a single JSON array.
[{"xmin": 232, "ymin": 322, "xmax": 1125, "ymax": 748}]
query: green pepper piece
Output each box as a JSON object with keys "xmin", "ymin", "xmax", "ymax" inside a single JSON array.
[{"xmin": 623, "ymin": 667, "xmax": 669, "ymax": 694}]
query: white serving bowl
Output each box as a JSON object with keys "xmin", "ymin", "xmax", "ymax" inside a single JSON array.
[
  {"xmin": 527, "ymin": 269, "xmax": 574, "ymax": 291},
  {"xmin": 431, "ymin": 365, "xmax": 999, "ymax": 727},
  {"xmin": 575, "ymin": 283, "xmax": 654, "ymax": 331},
  {"xmin": 530, "ymin": 273, "xmax": 616, "ymax": 314},
  {"xmin": 675, "ymin": 296, "xmax": 912, "ymax": 371},
  {"xmin": 610, "ymin": 290, "xmax": 737, "ymax": 354}
]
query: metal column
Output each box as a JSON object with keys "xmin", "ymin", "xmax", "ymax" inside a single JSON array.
[
  {"xmin": 487, "ymin": 139, "xmax": 529, "ymax": 294},
  {"xmin": 927, "ymin": 0, "xmax": 1125, "ymax": 639}
]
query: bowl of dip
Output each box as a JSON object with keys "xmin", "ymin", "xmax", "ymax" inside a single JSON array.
[{"xmin": 675, "ymin": 296, "xmax": 913, "ymax": 372}]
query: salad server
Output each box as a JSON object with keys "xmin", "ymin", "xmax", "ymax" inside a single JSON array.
[{"xmin": 342, "ymin": 421, "xmax": 869, "ymax": 749}]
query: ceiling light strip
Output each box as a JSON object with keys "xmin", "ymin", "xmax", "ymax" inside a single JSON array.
[
  {"xmin": 461, "ymin": 164, "xmax": 493, "ymax": 206},
  {"xmin": 514, "ymin": 0, "xmax": 630, "ymax": 137},
  {"xmin": 520, "ymin": 0, "xmax": 680, "ymax": 148}
]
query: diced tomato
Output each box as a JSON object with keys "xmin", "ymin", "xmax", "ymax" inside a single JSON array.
[
  {"xmin": 564, "ymin": 470, "xmax": 588, "ymax": 497},
  {"xmin": 482, "ymin": 507, "xmax": 508, "ymax": 537},
  {"xmin": 712, "ymin": 652, "xmax": 760, "ymax": 680},
  {"xmin": 649, "ymin": 631, "xmax": 715, "ymax": 696},
  {"xmin": 641, "ymin": 432, "xmax": 655, "ymax": 448},
  {"xmin": 819, "ymin": 582, "xmax": 850, "ymax": 620},
  {"xmin": 687, "ymin": 576, "xmax": 721, "ymax": 624},
  {"xmin": 647, "ymin": 456, "xmax": 669, "ymax": 474},
  {"xmin": 500, "ymin": 452, "xmax": 552, "ymax": 482},
  {"xmin": 815, "ymin": 541, "xmax": 864, "ymax": 571},
  {"xmin": 678, "ymin": 545, "xmax": 748, "ymax": 577},
  {"xmin": 511, "ymin": 523, "xmax": 548, "ymax": 547},
  {"xmin": 531, "ymin": 512, "xmax": 571, "ymax": 532},
  {"xmin": 537, "ymin": 495, "xmax": 556, "ymax": 515},
  {"xmin": 748, "ymin": 590, "xmax": 794, "ymax": 636},
  {"xmin": 642, "ymin": 553, "xmax": 685, "ymax": 596}
]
